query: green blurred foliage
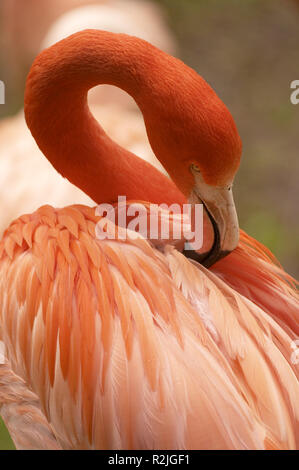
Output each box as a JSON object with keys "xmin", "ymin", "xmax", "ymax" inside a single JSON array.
[{"xmin": 0, "ymin": 416, "xmax": 16, "ymax": 450}]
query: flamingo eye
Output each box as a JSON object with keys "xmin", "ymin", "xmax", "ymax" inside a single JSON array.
[{"xmin": 191, "ymin": 163, "xmax": 201, "ymax": 173}]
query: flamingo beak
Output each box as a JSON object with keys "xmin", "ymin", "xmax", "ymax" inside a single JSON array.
[{"xmin": 183, "ymin": 172, "xmax": 239, "ymax": 268}]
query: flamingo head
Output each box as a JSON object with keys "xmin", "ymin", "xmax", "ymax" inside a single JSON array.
[
  {"xmin": 186, "ymin": 161, "xmax": 240, "ymax": 267},
  {"xmin": 142, "ymin": 57, "xmax": 242, "ymax": 267}
]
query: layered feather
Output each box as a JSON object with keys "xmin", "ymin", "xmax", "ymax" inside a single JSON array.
[{"xmin": 0, "ymin": 204, "xmax": 276, "ymax": 449}]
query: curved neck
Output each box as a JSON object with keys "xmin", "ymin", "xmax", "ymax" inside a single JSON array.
[{"xmin": 24, "ymin": 30, "xmax": 186, "ymax": 206}]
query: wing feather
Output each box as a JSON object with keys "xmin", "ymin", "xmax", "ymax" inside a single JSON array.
[
  {"xmin": 165, "ymin": 247, "xmax": 299, "ymax": 449},
  {"xmin": 0, "ymin": 205, "xmax": 287, "ymax": 449}
]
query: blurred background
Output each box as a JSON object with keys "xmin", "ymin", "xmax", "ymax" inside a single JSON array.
[{"xmin": 0, "ymin": 0, "xmax": 298, "ymax": 450}]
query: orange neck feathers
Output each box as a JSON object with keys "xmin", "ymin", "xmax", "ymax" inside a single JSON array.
[{"xmin": 24, "ymin": 30, "xmax": 241, "ymax": 206}]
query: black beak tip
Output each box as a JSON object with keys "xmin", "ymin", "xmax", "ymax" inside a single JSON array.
[{"xmin": 182, "ymin": 248, "xmax": 231, "ymax": 268}]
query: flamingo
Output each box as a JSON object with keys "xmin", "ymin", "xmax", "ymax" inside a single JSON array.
[
  {"xmin": 0, "ymin": 0, "xmax": 100, "ymax": 67},
  {"xmin": 0, "ymin": 30, "xmax": 298, "ymax": 450},
  {"xmin": 1, "ymin": 0, "xmax": 174, "ymax": 68},
  {"xmin": 0, "ymin": 0, "xmax": 175, "ymax": 236}
]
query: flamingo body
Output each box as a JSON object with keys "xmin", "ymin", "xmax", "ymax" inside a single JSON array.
[{"xmin": 0, "ymin": 204, "xmax": 296, "ymax": 450}]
